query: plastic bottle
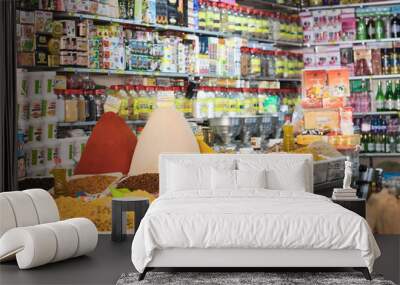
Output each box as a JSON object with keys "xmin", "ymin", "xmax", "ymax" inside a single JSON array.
[{"xmin": 282, "ymin": 121, "xmax": 295, "ymax": 152}]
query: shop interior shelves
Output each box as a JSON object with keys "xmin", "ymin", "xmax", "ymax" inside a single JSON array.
[
  {"xmin": 301, "ymin": 0, "xmax": 400, "ymax": 11},
  {"xmin": 350, "ymin": 74, "xmax": 400, "ymax": 80},
  {"xmin": 237, "ymin": 0, "xmax": 300, "ymax": 11},
  {"xmin": 57, "ymin": 120, "xmax": 147, "ymax": 127},
  {"xmin": 23, "ymin": 67, "xmax": 303, "ymax": 81},
  {"xmin": 353, "ymin": 111, "xmax": 399, "ymax": 116},
  {"xmin": 359, "ymin": 152, "xmax": 400, "ymax": 157},
  {"xmin": 306, "ymin": 38, "xmax": 400, "ymax": 47},
  {"xmin": 53, "ymin": 12, "xmax": 304, "ymax": 48}
]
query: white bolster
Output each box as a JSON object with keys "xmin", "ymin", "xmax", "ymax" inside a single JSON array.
[
  {"xmin": 63, "ymin": 218, "xmax": 98, "ymax": 257},
  {"xmin": 0, "ymin": 226, "xmax": 57, "ymax": 269},
  {"xmin": 0, "ymin": 192, "xmax": 39, "ymax": 227},
  {"xmin": 0, "ymin": 196, "xmax": 17, "ymax": 237},
  {"xmin": 23, "ymin": 189, "xmax": 60, "ymax": 223}
]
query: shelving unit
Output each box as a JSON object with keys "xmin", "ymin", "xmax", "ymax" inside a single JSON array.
[
  {"xmin": 350, "ymin": 74, "xmax": 400, "ymax": 81},
  {"xmin": 301, "ymin": 0, "xmax": 400, "ymax": 11},
  {"xmin": 360, "ymin": 153, "xmax": 400, "ymax": 157},
  {"xmin": 54, "ymin": 12, "xmax": 304, "ymax": 48},
  {"xmin": 307, "ymin": 38, "xmax": 400, "ymax": 47},
  {"xmin": 57, "ymin": 120, "xmax": 147, "ymax": 127},
  {"xmin": 353, "ymin": 111, "xmax": 399, "ymax": 116}
]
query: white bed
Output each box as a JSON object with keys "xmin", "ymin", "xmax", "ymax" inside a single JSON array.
[{"xmin": 131, "ymin": 154, "xmax": 380, "ymax": 280}]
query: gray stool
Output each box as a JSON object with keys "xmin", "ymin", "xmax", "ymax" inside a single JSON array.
[{"xmin": 111, "ymin": 197, "xmax": 149, "ymax": 242}]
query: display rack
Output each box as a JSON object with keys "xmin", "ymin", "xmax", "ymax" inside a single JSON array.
[
  {"xmin": 360, "ymin": 153, "xmax": 400, "ymax": 157},
  {"xmin": 54, "ymin": 12, "xmax": 304, "ymax": 48},
  {"xmin": 350, "ymin": 74, "xmax": 400, "ymax": 81},
  {"xmin": 353, "ymin": 111, "xmax": 399, "ymax": 116},
  {"xmin": 307, "ymin": 38, "xmax": 400, "ymax": 47},
  {"xmin": 301, "ymin": 0, "xmax": 400, "ymax": 11}
]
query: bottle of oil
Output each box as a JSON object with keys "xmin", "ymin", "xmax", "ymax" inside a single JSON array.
[{"xmin": 282, "ymin": 121, "xmax": 295, "ymax": 152}]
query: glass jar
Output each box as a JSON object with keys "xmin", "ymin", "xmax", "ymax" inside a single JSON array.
[
  {"xmin": 77, "ymin": 90, "xmax": 86, "ymax": 121},
  {"xmin": 249, "ymin": 48, "xmax": 261, "ymax": 78},
  {"xmin": 260, "ymin": 50, "xmax": 269, "ymax": 78},
  {"xmin": 265, "ymin": 50, "xmax": 276, "ymax": 78},
  {"xmin": 272, "ymin": 13, "xmax": 281, "ymax": 41},
  {"xmin": 64, "ymin": 89, "xmax": 78, "ymax": 123},
  {"xmin": 94, "ymin": 89, "xmax": 106, "ymax": 120},
  {"xmin": 240, "ymin": 47, "xmax": 250, "ymax": 77}
]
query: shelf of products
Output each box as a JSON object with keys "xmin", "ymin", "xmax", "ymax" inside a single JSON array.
[
  {"xmin": 54, "ymin": 12, "xmax": 304, "ymax": 47},
  {"xmin": 360, "ymin": 152, "xmax": 400, "ymax": 157},
  {"xmin": 350, "ymin": 74, "xmax": 400, "ymax": 80},
  {"xmin": 57, "ymin": 120, "xmax": 147, "ymax": 127},
  {"xmin": 25, "ymin": 67, "xmax": 303, "ymax": 82},
  {"xmin": 353, "ymin": 111, "xmax": 399, "ymax": 116},
  {"xmin": 307, "ymin": 38, "xmax": 400, "ymax": 47},
  {"xmin": 302, "ymin": 0, "xmax": 400, "ymax": 11},
  {"xmin": 355, "ymin": 114, "xmax": 400, "ymax": 154}
]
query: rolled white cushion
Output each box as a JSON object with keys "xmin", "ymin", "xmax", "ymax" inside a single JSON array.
[
  {"xmin": 23, "ymin": 189, "xmax": 59, "ymax": 223},
  {"xmin": 0, "ymin": 196, "xmax": 17, "ymax": 237},
  {"xmin": 42, "ymin": 221, "xmax": 79, "ymax": 262},
  {"xmin": 0, "ymin": 192, "xmax": 39, "ymax": 227},
  {"xmin": 0, "ymin": 226, "xmax": 57, "ymax": 269},
  {"xmin": 63, "ymin": 218, "xmax": 98, "ymax": 257}
]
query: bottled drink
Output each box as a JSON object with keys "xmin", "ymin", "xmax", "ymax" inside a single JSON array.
[
  {"xmin": 376, "ymin": 81, "xmax": 385, "ymax": 111},
  {"xmin": 391, "ymin": 14, "xmax": 400, "ymax": 38},
  {"xmin": 385, "ymin": 15, "xmax": 392, "ymax": 39},
  {"xmin": 394, "ymin": 80, "xmax": 400, "ymax": 111},
  {"xmin": 366, "ymin": 17, "xmax": 375, "ymax": 39},
  {"xmin": 375, "ymin": 16, "xmax": 385, "ymax": 40},
  {"xmin": 367, "ymin": 132, "xmax": 375, "ymax": 153},
  {"xmin": 356, "ymin": 17, "xmax": 367, "ymax": 40},
  {"xmin": 385, "ymin": 81, "xmax": 395, "ymax": 111},
  {"xmin": 381, "ymin": 49, "xmax": 391, "ymax": 75},
  {"xmin": 360, "ymin": 133, "xmax": 365, "ymax": 153},
  {"xmin": 385, "ymin": 133, "xmax": 392, "ymax": 153},
  {"xmin": 396, "ymin": 132, "xmax": 400, "ymax": 153},
  {"xmin": 390, "ymin": 48, "xmax": 399, "ymax": 74}
]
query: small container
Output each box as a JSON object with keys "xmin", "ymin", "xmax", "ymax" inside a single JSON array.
[
  {"xmin": 27, "ymin": 72, "xmax": 43, "ymax": 97},
  {"xmin": 64, "ymin": 89, "xmax": 79, "ymax": 122},
  {"xmin": 77, "ymin": 90, "xmax": 86, "ymax": 121},
  {"xmin": 73, "ymin": 136, "xmax": 89, "ymax": 162},
  {"xmin": 41, "ymin": 117, "xmax": 58, "ymax": 141},
  {"xmin": 29, "ymin": 95, "xmax": 43, "ymax": 119},
  {"xmin": 42, "ymin": 94, "xmax": 57, "ymax": 118},
  {"xmin": 58, "ymin": 137, "xmax": 75, "ymax": 164},
  {"xmin": 25, "ymin": 141, "xmax": 44, "ymax": 169},
  {"xmin": 27, "ymin": 118, "xmax": 43, "ymax": 142},
  {"xmin": 43, "ymin": 139, "xmax": 59, "ymax": 165}
]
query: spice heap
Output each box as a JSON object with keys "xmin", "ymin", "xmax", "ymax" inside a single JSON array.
[{"xmin": 117, "ymin": 173, "xmax": 159, "ymax": 194}]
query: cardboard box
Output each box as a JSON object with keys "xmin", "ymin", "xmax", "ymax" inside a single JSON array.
[{"xmin": 304, "ymin": 109, "xmax": 340, "ymax": 130}]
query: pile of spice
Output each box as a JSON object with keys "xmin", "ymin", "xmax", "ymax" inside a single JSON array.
[
  {"xmin": 117, "ymin": 173, "xmax": 159, "ymax": 194},
  {"xmin": 67, "ymin": 175, "xmax": 119, "ymax": 195}
]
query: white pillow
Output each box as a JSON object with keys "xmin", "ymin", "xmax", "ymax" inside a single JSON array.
[
  {"xmin": 237, "ymin": 157, "xmax": 308, "ymax": 192},
  {"xmin": 236, "ymin": 169, "xmax": 267, "ymax": 189},
  {"xmin": 167, "ymin": 163, "xmax": 211, "ymax": 191},
  {"xmin": 211, "ymin": 168, "xmax": 237, "ymax": 190},
  {"xmin": 266, "ymin": 165, "xmax": 306, "ymax": 192}
]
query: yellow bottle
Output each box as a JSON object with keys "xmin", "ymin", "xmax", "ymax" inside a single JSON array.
[{"xmin": 282, "ymin": 121, "xmax": 295, "ymax": 152}]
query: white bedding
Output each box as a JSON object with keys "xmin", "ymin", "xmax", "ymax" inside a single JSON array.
[{"xmin": 131, "ymin": 190, "xmax": 380, "ymax": 273}]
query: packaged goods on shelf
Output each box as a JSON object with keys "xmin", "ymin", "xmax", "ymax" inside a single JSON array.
[
  {"xmin": 301, "ymin": 8, "xmax": 356, "ymax": 44},
  {"xmin": 192, "ymin": 87, "xmax": 300, "ymax": 119},
  {"xmin": 356, "ymin": 115, "xmax": 400, "ymax": 154}
]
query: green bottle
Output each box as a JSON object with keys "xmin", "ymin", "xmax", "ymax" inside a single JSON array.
[
  {"xmin": 394, "ymin": 80, "xmax": 400, "ymax": 111},
  {"xmin": 385, "ymin": 81, "xmax": 394, "ymax": 111},
  {"xmin": 376, "ymin": 81, "xmax": 385, "ymax": 111},
  {"xmin": 357, "ymin": 16, "xmax": 367, "ymax": 40},
  {"xmin": 367, "ymin": 133, "xmax": 375, "ymax": 153},
  {"xmin": 375, "ymin": 16, "xmax": 385, "ymax": 40}
]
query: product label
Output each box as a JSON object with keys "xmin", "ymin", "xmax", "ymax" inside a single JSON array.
[
  {"xmin": 397, "ymin": 143, "xmax": 400, "ymax": 153},
  {"xmin": 385, "ymin": 143, "xmax": 391, "ymax": 153}
]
